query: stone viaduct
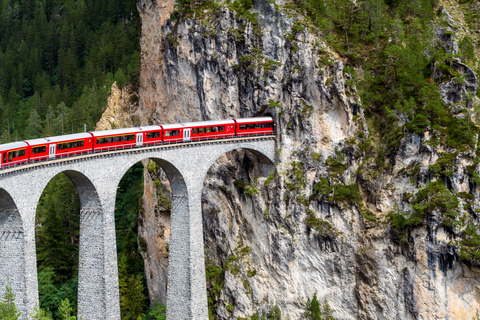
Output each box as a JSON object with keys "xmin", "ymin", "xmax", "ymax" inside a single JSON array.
[{"xmin": 0, "ymin": 136, "xmax": 275, "ymax": 319}]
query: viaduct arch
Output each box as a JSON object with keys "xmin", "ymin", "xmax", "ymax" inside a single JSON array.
[{"xmin": 0, "ymin": 136, "xmax": 275, "ymax": 319}]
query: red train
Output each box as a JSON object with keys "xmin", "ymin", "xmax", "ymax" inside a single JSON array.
[{"xmin": 0, "ymin": 117, "xmax": 274, "ymax": 168}]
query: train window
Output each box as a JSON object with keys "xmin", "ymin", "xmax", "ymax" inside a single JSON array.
[
  {"xmin": 58, "ymin": 140, "xmax": 84, "ymax": 150},
  {"xmin": 239, "ymin": 124, "xmax": 247, "ymax": 130},
  {"xmin": 32, "ymin": 146, "xmax": 47, "ymax": 154},
  {"xmin": 165, "ymin": 130, "xmax": 180, "ymax": 137},
  {"xmin": 10, "ymin": 149, "xmax": 26, "ymax": 159},
  {"xmin": 206, "ymin": 127, "xmax": 212, "ymax": 133},
  {"xmin": 2, "ymin": 153, "xmax": 6, "ymax": 163},
  {"xmin": 218, "ymin": 126, "xmax": 225, "ymax": 132},
  {"xmin": 146, "ymin": 131, "xmax": 160, "ymax": 139},
  {"xmin": 192, "ymin": 128, "xmax": 199, "ymax": 134}
]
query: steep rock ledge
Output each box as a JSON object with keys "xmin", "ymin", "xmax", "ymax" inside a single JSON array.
[{"xmin": 136, "ymin": 0, "xmax": 480, "ymax": 319}]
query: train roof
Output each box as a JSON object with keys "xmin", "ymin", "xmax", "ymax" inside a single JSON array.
[
  {"xmin": 26, "ymin": 133, "xmax": 93, "ymax": 146},
  {"xmin": 0, "ymin": 141, "xmax": 29, "ymax": 152},
  {"xmin": 234, "ymin": 117, "xmax": 273, "ymax": 123},
  {"xmin": 90, "ymin": 125, "xmax": 161, "ymax": 137},
  {"xmin": 161, "ymin": 119, "xmax": 235, "ymax": 130}
]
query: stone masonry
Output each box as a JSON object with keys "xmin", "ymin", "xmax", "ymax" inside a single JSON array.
[{"xmin": 0, "ymin": 136, "xmax": 275, "ymax": 320}]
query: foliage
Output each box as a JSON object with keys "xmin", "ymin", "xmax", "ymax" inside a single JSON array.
[
  {"xmin": 118, "ymin": 254, "xmax": 148, "ymax": 320},
  {"xmin": 473, "ymin": 310, "xmax": 480, "ymax": 320},
  {"xmin": 58, "ymin": 299, "xmax": 75, "ymax": 320},
  {"xmin": 264, "ymin": 170, "xmax": 276, "ymax": 187},
  {"xmin": 290, "ymin": 0, "xmax": 479, "ymax": 157},
  {"xmin": 0, "ymin": 0, "xmax": 140, "ymax": 142},
  {"xmin": 205, "ymin": 261, "xmax": 224, "ymax": 320},
  {"xmin": 333, "ymin": 184, "xmax": 361, "ymax": 204},
  {"xmin": 306, "ymin": 212, "xmax": 338, "ymax": 237},
  {"xmin": 311, "ymin": 178, "xmax": 333, "ymax": 200},
  {"xmin": 459, "ymin": 224, "xmax": 480, "ymax": 263},
  {"xmin": 234, "ymin": 179, "xmax": 259, "ymax": 196},
  {"xmin": 115, "ymin": 162, "xmax": 149, "ymax": 319},
  {"xmin": 29, "ymin": 306, "xmax": 53, "ymax": 320},
  {"xmin": 0, "ymin": 280, "xmax": 21, "ymax": 320},
  {"xmin": 146, "ymin": 301, "xmax": 166, "ymax": 320},
  {"xmin": 326, "ymin": 151, "xmax": 346, "ymax": 174},
  {"xmin": 37, "ymin": 174, "xmax": 80, "ymax": 282},
  {"xmin": 388, "ymin": 180, "xmax": 461, "ymax": 245},
  {"xmin": 36, "ymin": 173, "xmax": 80, "ymax": 318},
  {"xmin": 266, "ymin": 305, "xmax": 281, "ymax": 319},
  {"xmin": 304, "ymin": 292, "xmax": 336, "ymax": 320}
]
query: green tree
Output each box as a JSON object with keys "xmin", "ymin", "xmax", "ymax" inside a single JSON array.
[
  {"xmin": 0, "ymin": 280, "xmax": 21, "ymax": 320},
  {"xmin": 57, "ymin": 299, "xmax": 75, "ymax": 320},
  {"xmin": 266, "ymin": 305, "xmax": 281, "ymax": 320},
  {"xmin": 305, "ymin": 293, "xmax": 321, "ymax": 320},
  {"xmin": 118, "ymin": 254, "xmax": 148, "ymax": 320},
  {"xmin": 304, "ymin": 293, "xmax": 336, "ymax": 320},
  {"xmin": 147, "ymin": 301, "xmax": 166, "ymax": 320},
  {"xmin": 37, "ymin": 267, "xmax": 59, "ymax": 315},
  {"xmin": 36, "ymin": 174, "xmax": 80, "ymax": 283},
  {"xmin": 29, "ymin": 306, "xmax": 53, "ymax": 320},
  {"xmin": 24, "ymin": 109, "xmax": 42, "ymax": 139}
]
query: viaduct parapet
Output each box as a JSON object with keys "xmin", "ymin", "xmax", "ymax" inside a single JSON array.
[{"xmin": 0, "ymin": 136, "xmax": 275, "ymax": 319}]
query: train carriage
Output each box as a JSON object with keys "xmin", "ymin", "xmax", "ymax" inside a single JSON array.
[
  {"xmin": 234, "ymin": 117, "xmax": 275, "ymax": 136},
  {"xmin": 189, "ymin": 119, "xmax": 236, "ymax": 141},
  {"xmin": 91, "ymin": 126, "xmax": 163, "ymax": 151},
  {"xmin": 161, "ymin": 119, "xmax": 237, "ymax": 143},
  {"xmin": 0, "ymin": 142, "xmax": 29, "ymax": 168},
  {"xmin": 27, "ymin": 133, "xmax": 94, "ymax": 162}
]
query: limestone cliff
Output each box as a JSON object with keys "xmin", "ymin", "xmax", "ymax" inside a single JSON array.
[
  {"xmin": 135, "ymin": 0, "xmax": 480, "ymax": 319},
  {"xmin": 95, "ymin": 82, "xmax": 139, "ymax": 131}
]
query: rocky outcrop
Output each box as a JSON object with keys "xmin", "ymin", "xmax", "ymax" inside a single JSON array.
[
  {"xmin": 95, "ymin": 82, "xmax": 139, "ymax": 130},
  {"xmin": 136, "ymin": 0, "xmax": 480, "ymax": 319}
]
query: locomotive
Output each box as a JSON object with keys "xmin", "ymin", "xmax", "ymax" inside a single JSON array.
[{"xmin": 0, "ymin": 117, "xmax": 274, "ymax": 168}]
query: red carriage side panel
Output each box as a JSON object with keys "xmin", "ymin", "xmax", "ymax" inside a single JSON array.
[
  {"xmin": 55, "ymin": 137, "xmax": 93, "ymax": 157},
  {"xmin": 91, "ymin": 128, "xmax": 140, "ymax": 151},
  {"xmin": 141, "ymin": 125, "xmax": 163, "ymax": 146},
  {"xmin": 234, "ymin": 117, "xmax": 274, "ymax": 136},
  {"xmin": 189, "ymin": 120, "xmax": 236, "ymax": 141},
  {"xmin": 0, "ymin": 142, "xmax": 30, "ymax": 168},
  {"xmin": 161, "ymin": 124, "xmax": 184, "ymax": 143}
]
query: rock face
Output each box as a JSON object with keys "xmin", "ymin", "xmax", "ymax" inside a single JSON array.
[
  {"xmin": 136, "ymin": 0, "xmax": 480, "ymax": 319},
  {"xmin": 95, "ymin": 82, "xmax": 139, "ymax": 130}
]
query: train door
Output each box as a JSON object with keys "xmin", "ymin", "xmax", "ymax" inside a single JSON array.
[
  {"xmin": 136, "ymin": 133, "xmax": 143, "ymax": 146},
  {"xmin": 49, "ymin": 144, "xmax": 56, "ymax": 159},
  {"xmin": 183, "ymin": 128, "xmax": 191, "ymax": 142}
]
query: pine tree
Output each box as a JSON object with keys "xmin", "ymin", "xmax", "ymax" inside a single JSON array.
[
  {"xmin": 58, "ymin": 299, "xmax": 76, "ymax": 320},
  {"xmin": 29, "ymin": 306, "xmax": 53, "ymax": 320},
  {"xmin": 24, "ymin": 109, "xmax": 42, "ymax": 139},
  {"xmin": 304, "ymin": 292, "xmax": 321, "ymax": 320},
  {"xmin": 148, "ymin": 301, "xmax": 166, "ymax": 320},
  {"xmin": 0, "ymin": 280, "xmax": 21, "ymax": 320},
  {"xmin": 118, "ymin": 254, "xmax": 148, "ymax": 320}
]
